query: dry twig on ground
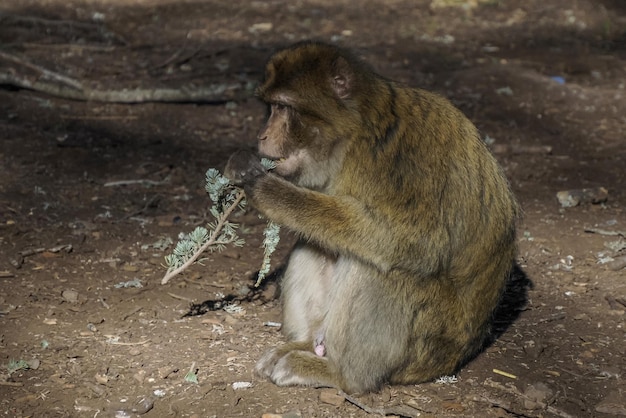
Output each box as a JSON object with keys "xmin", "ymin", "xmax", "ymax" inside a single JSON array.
[{"xmin": 0, "ymin": 50, "xmax": 244, "ymax": 103}]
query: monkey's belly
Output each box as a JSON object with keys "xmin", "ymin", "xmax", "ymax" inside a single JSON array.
[{"xmin": 281, "ymin": 242, "xmax": 336, "ymax": 342}]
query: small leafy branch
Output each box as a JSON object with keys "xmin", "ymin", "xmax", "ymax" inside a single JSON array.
[
  {"xmin": 161, "ymin": 162, "xmax": 280, "ymax": 286},
  {"xmin": 256, "ymin": 220, "xmax": 281, "ymax": 286}
]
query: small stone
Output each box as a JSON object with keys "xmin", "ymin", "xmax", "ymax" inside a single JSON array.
[
  {"xmin": 158, "ymin": 366, "xmax": 178, "ymax": 379},
  {"xmin": 106, "ymin": 397, "xmax": 154, "ymax": 415},
  {"xmin": 62, "ymin": 290, "xmax": 79, "ymax": 303},
  {"xmin": 580, "ymin": 350, "xmax": 595, "ymax": 359},
  {"xmin": 248, "ymin": 22, "xmax": 273, "ymax": 33},
  {"xmin": 595, "ymin": 390, "xmax": 626, "ymax": 415},
  {"xmin": 122, "ymin": 264, "xmax": 139, "ymax": 272},
  {"xmin": 380, "ymin": 386, "xmax": 392, "ymax": 402},
  {"xmin": 523, "ymin": 382, "xmax": 553, "ymax": 410},
  {"xmin": 441, "ymin": 401, "xmax": 465, "ymax": 412},
  {"xmin": 523, "ymin": 340, "xmax": 545, "ymax": 359},
  {"xmin": 556, "ymin": 187, "xmax": 608, "ymax": 207},
  {"xmin": 319, "ymin": 388, "xmax": 345, "ymax": 406},
  {"xmin": 261, "ymin": 282, "xmax": 279, "ymax": 301},
  {"xmin": 95, "ymin": 373, "xmax": 108, "ymax": 384},
  {"xmin": 232, "ymin": 381, "xmax": 252, "ymax": 390},
  {"xmin": 133, "ymin": 370, "xmax": 146, "ymax": 383},
  {"xmin": 26, "ymin": 359, "xmax": 40, "ymax": 370},
  {"xmin": 236, "ymin": 285, "xmax": 251, "ymax": 296}
]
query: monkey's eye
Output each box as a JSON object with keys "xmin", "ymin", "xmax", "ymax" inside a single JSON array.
[{"xmin": 273, "ymin": 103, "xmax": 288, "ymax": 112}]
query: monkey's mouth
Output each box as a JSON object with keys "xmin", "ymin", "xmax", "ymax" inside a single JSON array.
[
  {"xmin": 261, "ymin": 155, "xmax": 286, "ymax": 167},
  {"xmin": 259, "ymin": 142, "xmax": 308, "ymax": 176},
  {"xmin": 262, "ymin": 154, "xmax": 299, "ymax": 177}
]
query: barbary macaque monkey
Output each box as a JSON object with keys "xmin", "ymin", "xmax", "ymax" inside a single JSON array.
[{"xmin": 225, "ymin": 41, "xmax": 518, "ymax": 394}]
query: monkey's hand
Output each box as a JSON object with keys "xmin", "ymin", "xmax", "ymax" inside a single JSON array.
[{"xmin": 224, "ymin": 149, "xmax": 266, "ymax": 188}]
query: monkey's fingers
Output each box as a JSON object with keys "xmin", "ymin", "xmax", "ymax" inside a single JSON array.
[{"xmin": 224, "ymin": 149, "xmax": 265, "ymax": 185}]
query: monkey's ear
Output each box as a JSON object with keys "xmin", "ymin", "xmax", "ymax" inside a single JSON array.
[{"xmin": 331, "ymin": 56, "xmax": 353, "ymax": 99}]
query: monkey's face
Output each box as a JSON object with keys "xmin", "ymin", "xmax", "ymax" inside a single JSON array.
[
  {"xmin": 254, "ymin": 43, "xmax": 363, "ymax": 189},
  {"xmin": 256, "ymin": 99, "xmax": 345, "ymax": 191},
  {"xmin": 256, "ymin": 102, "xmax": 316, "ymax": 179}
]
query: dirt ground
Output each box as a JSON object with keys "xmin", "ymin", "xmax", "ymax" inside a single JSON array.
[{"xmin": 1, "ymin": 1, "xmax": 625, "ymax": 417}]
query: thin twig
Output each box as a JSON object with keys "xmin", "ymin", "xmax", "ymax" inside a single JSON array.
[
  {"xmin": 584, "ymin": 228, "xmax": 626, "ymax": 237},
  {"xmin": 0, "ymin": 50, "xmax": 83, "ymax": 89},
  {"xmin": 19, "ymin": 244, "xmax": 72, "ymax": 257},
  {"xmin": 60, "ymin": 115, "xmax": 138, "ymax": 120},
  {"xmin": 18, "ymin": 42, "xmax": 117, "ymax": 52},
  {"xmin": 150, "ymin": 45, "xmax": 203, "ymax": 71},
  {"xmin": 1, "ymin": 14, "xmax": 118, "ymax": 33},
  {"xmin": 161, "ymin": 190, "xmax": 246, "ymax": 285},
  {"xmin": 0, "ymin": 64, "xmax": 243, "ymax": 103},
  {"xmin": 103, "ymin": 179, "xmax": 168, "ymax": 187},
  {"xmin": 0, "ymin": 381, "xmax": 23, "ymax": 387},
  {"xmin": 107, "ymin": 339, "xmax": 151, "ymax": 346},
  {"xmin": 0, "ymin": 14, "xmax": 125, "ymax": 44},
  {"xmin": 341, "ymin": 392, "xmax": 385, "ymax": 415},
  {"xmin": 121, "ymin": 194, "xmax": 162, "ymax": 220},
  {"xmin": 493, "ymin": 368, "xmax": 517, "ymax": 379},
  {"xmin": 122, "ymin": 306, "xmax": 143, "ymax": 321},
  {"xmin": 188, "ymin": 362, "xmax": 197, "ymax": 375},
  {"xmin": 167, "ymin": 292, "xmax": 195, "ymax": 302}
]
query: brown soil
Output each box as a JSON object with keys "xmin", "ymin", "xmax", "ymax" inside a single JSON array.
[{"xmin": 1, "ymin": 1, "xmax": 625, "ymax": 417}]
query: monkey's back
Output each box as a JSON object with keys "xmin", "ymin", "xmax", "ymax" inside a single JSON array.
[{"xmin": 336, "ymin": 79, "xmax": 518, "ymax": 380}]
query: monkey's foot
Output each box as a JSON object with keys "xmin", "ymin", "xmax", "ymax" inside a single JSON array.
[
  {"xmin": 255, "ymin": 346, "xmax": 284, "ymax": 378},
  {"xmin": 256, "ymin": 341, "xmax": 310, "ymax": 378},
  {"xmin": 258, "ymin": 349, "xmax": 334, "ymax": 388}
]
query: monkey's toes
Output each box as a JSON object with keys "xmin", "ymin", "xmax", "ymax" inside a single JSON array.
[{"xmin": 255, "ymin": 347, "xmax": 282, "ymax": 378}]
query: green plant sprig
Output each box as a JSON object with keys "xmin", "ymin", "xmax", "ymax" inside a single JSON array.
[
  {"xmin": 256, "ymin": 220, "xmax": 281, "ymax": 286},
  {"xmin": 161, "ymin": 161, "xmax": 280, "ymax": 286}
]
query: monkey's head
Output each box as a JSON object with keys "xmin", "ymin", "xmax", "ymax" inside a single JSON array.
[{"xmin": 254, "ymin": 42, "xmax": 372, "ymax": 189}]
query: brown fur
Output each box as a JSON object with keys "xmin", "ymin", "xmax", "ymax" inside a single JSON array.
[{"xmin": 225, "ymin": 41, "xmax": 518, "ymax": 394}]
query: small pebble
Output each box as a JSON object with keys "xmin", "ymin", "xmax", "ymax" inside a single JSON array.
[
  {"xmin": 95, "ymin": 373, "xmax": 108, "ymax": 384},
  {"xmin": 232, "ymin": 381, "xmax": 252, "ymax": 390},
  {"xmin": 523, "ymin": 382, "xmax": 553, "ymax": 410},
  {"xmin": 319, "ymin": 388, "xmax": 345, "ymax": 406},
  {"xmin": 26, "ymin": 359, "xmax": 40, "ymax": 370},
  {"xmin": 62, "ymin": 290, "xmax": 79, "ymax": 303},
  {"xmin": 595, "ymin": 390, "xmax": 626, "ymax": 415},
  {"xmin": 133, "ymin": 370, "xmax": 147, "ymax": 383},
  {"xmin": 106, "ymin": 397, "xmax": 154, "ymax": 416}
]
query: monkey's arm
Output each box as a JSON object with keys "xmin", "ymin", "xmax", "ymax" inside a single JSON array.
[{"xmin": 251, "ymin": 174, "xmax": 425, "ymax": 272}]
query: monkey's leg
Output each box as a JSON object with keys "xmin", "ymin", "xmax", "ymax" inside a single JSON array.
[
  {"xmin": 256, "ymin": 242, "xmax": 338, "ymax": 385},
  {"xmin": 280, "ymin": 241, "xmax": 335, "ymax": 341}
]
